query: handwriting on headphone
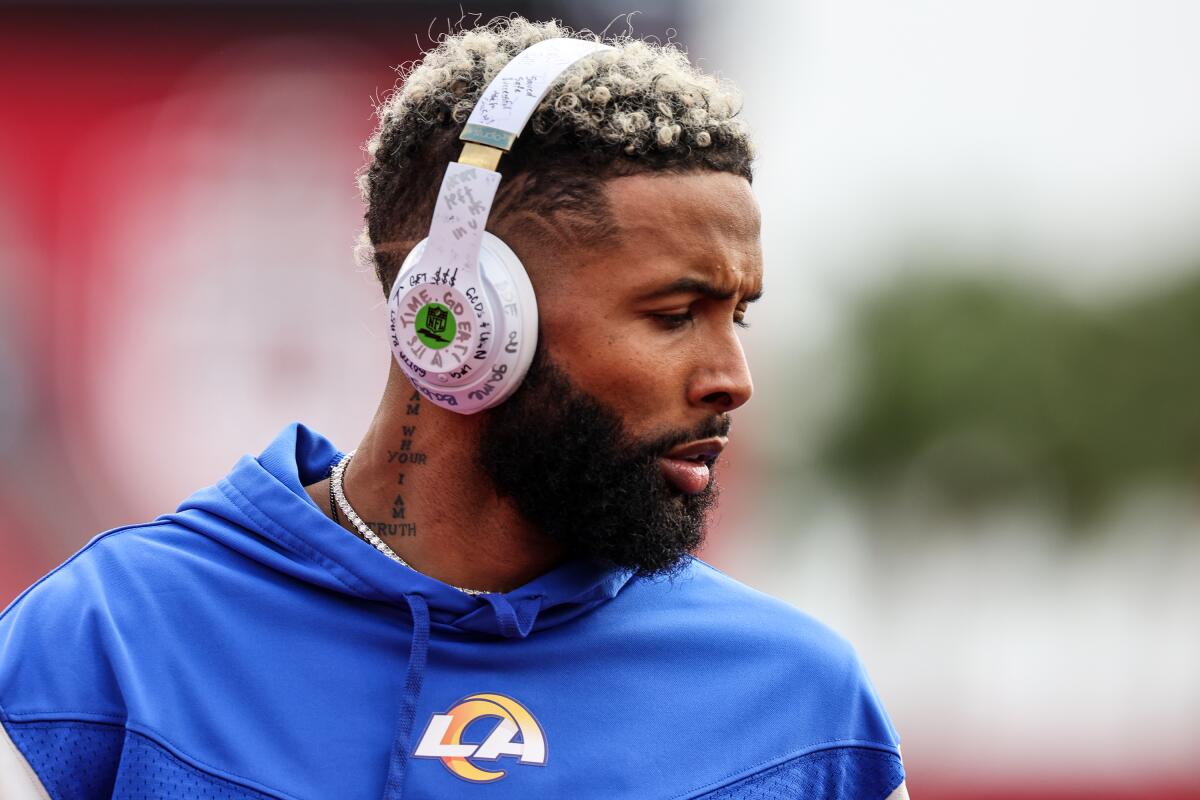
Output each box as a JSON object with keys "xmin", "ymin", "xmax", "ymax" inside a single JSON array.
[{"xmin": 476, "ymin": 75, "xmax": 538, "ymax": 125}]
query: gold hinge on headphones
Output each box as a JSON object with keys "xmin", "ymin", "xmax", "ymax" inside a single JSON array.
[{"xmin": 459, "ymin": 142, "xmax": 504, "ymax": 172}]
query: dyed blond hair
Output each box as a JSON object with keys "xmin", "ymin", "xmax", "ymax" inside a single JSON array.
[{"xmin": 360, "ymin": 15, "xmax": 754, "ymax": 295}]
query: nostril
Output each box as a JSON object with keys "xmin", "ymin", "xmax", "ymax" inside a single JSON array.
[{"xmin": 701, "ymin": 391, "xmax": 734, "ymax": 410}]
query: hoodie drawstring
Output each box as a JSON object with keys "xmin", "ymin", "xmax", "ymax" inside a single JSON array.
[
  {"xmin": 483, "ymin": 592, "xmax": 545, "ymax": 639},
  {"xmin": 381, "ymin": 593, "xmax": 430, "ymax": 799}
]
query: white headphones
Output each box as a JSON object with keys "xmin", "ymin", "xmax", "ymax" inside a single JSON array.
[{"xmin": 386, "ymin": 38, "xmax": 613, "ymax": 413}]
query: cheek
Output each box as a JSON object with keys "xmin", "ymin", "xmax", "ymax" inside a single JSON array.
[{"xmin": 545, "ymin": 315, "xmax": 689, "ymax": 419}]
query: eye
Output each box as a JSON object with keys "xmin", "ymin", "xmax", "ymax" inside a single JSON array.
[{"xmin": 653, "ymin": 311, "xmax": 694, "ymax": 330}]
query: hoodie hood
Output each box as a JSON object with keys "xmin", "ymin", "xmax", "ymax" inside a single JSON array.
[{"xmin": 167, "ymin": 422, "xmax": 634, "ymax": 640}]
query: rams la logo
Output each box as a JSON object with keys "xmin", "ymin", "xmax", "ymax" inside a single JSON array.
[{"xmin": 413, "ymin": 693, "xmax": 547, "ymax": 782}]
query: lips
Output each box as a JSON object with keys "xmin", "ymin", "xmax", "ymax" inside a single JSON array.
[{"xmin": 657, "ymin": 437, "xmax": 727, "ymax": 495}]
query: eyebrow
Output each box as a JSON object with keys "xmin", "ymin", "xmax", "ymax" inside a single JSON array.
[{"xmin": 640, "ymin": 277, "xmax": 764, "ymax": 304}]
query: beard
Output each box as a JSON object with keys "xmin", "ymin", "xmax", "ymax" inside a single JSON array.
[{"xmin": 478, "ymin": 347, "xmax": 729, "ymax": 577}]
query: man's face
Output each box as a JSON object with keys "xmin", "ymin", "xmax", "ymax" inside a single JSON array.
[{"xmin": 480, "ymin": 170, "xmax": 763, "ymax": 575}]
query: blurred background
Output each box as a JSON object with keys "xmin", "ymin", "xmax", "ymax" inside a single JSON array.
[{"xmin": 2, "ymin": 1, "xmax": 1197, "ymax": 797}]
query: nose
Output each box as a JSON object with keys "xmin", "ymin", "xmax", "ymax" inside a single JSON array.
[{"xmin": 688, "ymin": 329, "xmax": 754, "ymax": 414}]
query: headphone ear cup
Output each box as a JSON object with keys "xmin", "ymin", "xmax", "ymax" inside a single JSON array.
[
  {"xmin": 473, "ymin": 231, "xmax": 539, "ymax": 410},
  {"xmin": 386, "ymin": 231, "xmax": 538, "ymax": 414}
]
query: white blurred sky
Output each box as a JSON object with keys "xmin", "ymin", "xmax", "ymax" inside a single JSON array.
[{"xmin": 698, "ymin": 0, "xmax": 1200, "ymax": 349}]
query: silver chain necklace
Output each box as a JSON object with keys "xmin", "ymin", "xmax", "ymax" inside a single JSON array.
[{"xmin": 329, "ymin": 451, "xmax": 491, "ymax": 596}]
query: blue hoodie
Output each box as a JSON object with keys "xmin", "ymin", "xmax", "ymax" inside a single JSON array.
[{"xmin": 0, "ymin": 424, "xmax": 904, "ymax": 799}]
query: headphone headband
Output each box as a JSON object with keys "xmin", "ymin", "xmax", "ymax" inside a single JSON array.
[{"xmin": 462, "ymin": 37, "xmax": 614, "ymax": 151}]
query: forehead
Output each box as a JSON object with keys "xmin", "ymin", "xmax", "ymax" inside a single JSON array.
[{"xmin": 600, "ymin": 171, "xmax": 763, "ymax": 296}]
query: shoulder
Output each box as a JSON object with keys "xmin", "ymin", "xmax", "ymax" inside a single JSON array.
[
  {"xmin": 614, "ymin": 557, "xmax": 900, "ymax": 747},
  {"xmin": 0, "ymin": 520, "xmax": 213, "ymax": 722},
  {"xmin": 598, "ymin": 558, "xmax": 904, "ymax": 797},
  {"xmin": 622, "ymin": 557, "xmax": 861, "ymax": 668},
  {"xmin": 2, "ymin": 521, "xmax": 176, "ymax": 621},
  {"xmin": 1, "ymin": 518, "xmax": 235, "ymax": 623}
]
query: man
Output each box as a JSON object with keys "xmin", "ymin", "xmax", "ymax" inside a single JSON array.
[{"xmin": 0, "ymin": 17, "xmax": 907, "ymax": 799}]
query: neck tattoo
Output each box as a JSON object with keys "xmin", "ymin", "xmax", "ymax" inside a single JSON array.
[{"xmin": 329, "ymin": 451, "xmax": 493, "ymax": 596}]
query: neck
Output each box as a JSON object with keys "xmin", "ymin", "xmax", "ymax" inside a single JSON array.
[{"xmin": 306, "ymin": 363, "xmax": 565, "ymax": 593}]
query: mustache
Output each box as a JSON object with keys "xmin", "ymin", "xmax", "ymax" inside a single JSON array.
[{"xmin": 642, "ymin": 415, "xmax": 732, "ymax": 459}]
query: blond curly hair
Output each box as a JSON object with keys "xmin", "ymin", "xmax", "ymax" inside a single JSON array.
[{"xmin": 360, "ymin": 15, "xmax": 755, "ymax": 296}]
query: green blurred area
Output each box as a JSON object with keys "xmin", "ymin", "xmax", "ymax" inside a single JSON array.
[{"xmin": 822, "ymin": 266, "xmax": 1200, "ymax": 525}]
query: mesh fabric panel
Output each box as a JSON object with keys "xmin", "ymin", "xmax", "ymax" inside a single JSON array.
[
  {"xmin": 4, "ymin": 719, "xmax": 123, "ymax": 799},
  {"xmin": 694, "ymin": 747, "xmax": 904, "ymax": 800},
  {"xmin": 5, "ymin": 720, "xmax": 281, "ymax": 800},
  {"xmin": 110, "ymin": 730, "xmax": 277, "ymax": 799}
]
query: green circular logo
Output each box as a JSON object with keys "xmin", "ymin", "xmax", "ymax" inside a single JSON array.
[{"xmin": 414, "ymin": 302, "xmax": 456, "ymax": 350}]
